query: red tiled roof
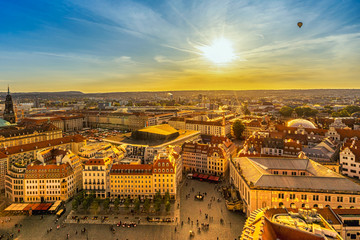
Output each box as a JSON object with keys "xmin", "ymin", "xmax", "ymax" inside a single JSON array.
[
  {"xmin": 0, "ymin": 135, "xmax": 85, "ymax": 155},
  {"xmin": 110, "ymin": 164, "xmax": 153, "ymax": 175},
  {"xmin": 85, "ymin": 159, "xmax": 105, "ymax": 165},
  {"xmin": 336, "ymin": 129, "xmax": 360, "ymax": 141}
]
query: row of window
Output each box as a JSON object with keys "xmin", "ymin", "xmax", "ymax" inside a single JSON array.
[
  {"xmin": 278, "ymin": 193, "xmax": 356, "ymax": 203},
  {"xmin": 273, "ymin": 171, "xmax": 306, "ymax": 176}
]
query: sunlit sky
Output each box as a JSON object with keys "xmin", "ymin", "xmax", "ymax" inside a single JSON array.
[{"xmin": 0, "ymin": 0, "xmax": 359, "ymax": 92}]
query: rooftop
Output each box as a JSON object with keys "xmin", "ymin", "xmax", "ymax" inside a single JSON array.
[{"xmin": 233, "ymin": 157, "xmax": 360, "ymax": 193}]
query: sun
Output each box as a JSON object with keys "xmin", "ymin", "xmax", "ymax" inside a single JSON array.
[{"xmin": 197, "ymin": 38, "xmax": 236, "ymax": 64}]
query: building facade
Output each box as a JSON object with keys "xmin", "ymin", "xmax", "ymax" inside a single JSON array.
[
  {"xmin": 230, "ymin": 156, "xmax": 360, "ymax": 217},
  {"xmin": 83, "ymin": 157, "xmax": 113, "ymax": 198}
]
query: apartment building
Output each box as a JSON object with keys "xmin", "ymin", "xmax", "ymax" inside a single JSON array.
[{"xmin": 83, "ymin": 157, "xmax": 113, "ymax": 198}]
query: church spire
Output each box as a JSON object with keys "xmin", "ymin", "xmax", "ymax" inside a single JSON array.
[{"xmin": 7, "ymin": 85, "xmax": 9, "ymax": 95}]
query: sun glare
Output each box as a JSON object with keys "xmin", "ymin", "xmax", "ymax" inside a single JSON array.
[{"xmin": 198, "ymin": 38, "xmax": 236, "ymax": 65}]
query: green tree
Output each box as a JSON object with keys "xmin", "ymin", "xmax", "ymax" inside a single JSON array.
[
  {"xmin": 165, "ymin": 201, "xmax": 171, "ymax": 212},
  {"xmin": 124, "ymin": 197, "xmax": 131, "ymax": 210},
  {"xmin": 154, "ymin": 190, "xmax": 161, "ymax": 202},
  {"xmin": 83, "ymin": 197, "xmax": 91, "ymax": 212},
  {"xmin": 232, "ymin": 120, "xmax": 245, "ymax": 140},
  {"xmin": 114, "ymin": 198, "xmax": 120, "ymax": 211},
  {"xmin": 154, "ymin": 199, "xmax": 162, "ymax": 212},
  {"xmin": 103, "ymin": 198, "xmax": 110, "ymax": 211},
  {"xmin": 332, "ymin": 109, "xmax": 350, "ymax": 117},
  {"xmin": 143, "ymin": 198, "xmax": 150, "ymax": 212},
  {"xmin": 243, "ymin": 106, "xmax": 251, "ymax": 115},
  {"xmin": 279, "ymin": 106, "xmax": 293, "ymax": 117},
  {"xmin": 72, "ymin": 199, "xmax": 79, "ymax": 211},
  {"xmin": 344, "ymin": 105, "xmax": 360, "ymax": 115},
  {"xmin": 134, "ymin": 198, "xmax": 140, "ymax": 212},
  {"xmin": 164, "ymin": 190, "xmax": 170, "ymax": 203},
  {"xmin": 294, "ymin": 107, "xmax": 304, "ymax": 117}
]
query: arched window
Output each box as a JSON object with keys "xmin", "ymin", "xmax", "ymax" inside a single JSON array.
[{"xmin": 279, "ymin": 202, "xmax": 284, "ymax": 207}]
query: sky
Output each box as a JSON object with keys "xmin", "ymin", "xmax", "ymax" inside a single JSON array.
[{"xmin": 0, "ymin": 0, "xmax": 359, "ymax": 93}]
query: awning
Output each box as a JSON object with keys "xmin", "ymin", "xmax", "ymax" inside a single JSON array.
[
  {"xmin": 208, "ymin": 176, "xmax": 220, "ymax": 182},
  {"xmin": 23, "ymin": 204, "xmax": 36, "ymax": 211},
  {"xmin": 192, "ymin": 173, "xmax": 199, "ymax": 178},
  {"xmin": 201, "ymin": 174, "xmax": 209, "ymax": 179},
  {"xmin": 4, "ymin": 204, "xmax": 17, "ymax": 211},
  {"xmin": 49, "ymin": 201, "xmax": 62, "ymax": 211}
]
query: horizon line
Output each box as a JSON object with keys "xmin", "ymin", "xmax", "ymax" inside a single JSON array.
[{"xmin": 3, "ymin": 88, "xmax": 360, "ymax": 94}]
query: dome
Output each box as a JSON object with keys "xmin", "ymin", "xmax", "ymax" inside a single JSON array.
[
  {"xmin": 287, "ymin": 119, "xmax": 316, "ymax": 129},
  {"xmin": 0, "ymin": 118, "xmax": 11, "ymax": 127}
]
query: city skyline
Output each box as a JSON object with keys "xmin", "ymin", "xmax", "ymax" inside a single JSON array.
[{"xmin": 0, "ymin": 0, "xmax": 359, "ymax": 92}]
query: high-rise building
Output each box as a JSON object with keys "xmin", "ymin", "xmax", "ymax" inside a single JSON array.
[{"xmin": 3, "ymin": 86, "xmax": 16, "ymax": 124}]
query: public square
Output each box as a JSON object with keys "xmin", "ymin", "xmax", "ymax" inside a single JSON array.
[{"xmin": 0, "ymin": 178, "xmax": 246, "ymax": 240}]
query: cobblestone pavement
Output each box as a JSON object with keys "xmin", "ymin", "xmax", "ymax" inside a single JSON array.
[{"xmin": 0, "ymin": 179, "xmax": 246, "ymax": 240}]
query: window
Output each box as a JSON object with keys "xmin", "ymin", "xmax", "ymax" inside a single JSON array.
[
  {"xmin": 290, "ymin": 194, "xmax": 295, "ymax": 200},
  {"xmin": 291, "ymin": 172, "xmax": 296, "ymax": 176},
  {"xmin": 325, "ymin": 196, "xmax": 331, "ymax": 202},
  {"xmin": 282, "ymin": 171, "xmax": 287, "ymax": 175},
  {"xmin": 350, "ymin": 197, "xmax": 356, "ymax": 203},
  {"xmin": 278, "ymin": 193, "xmax": 284, "ymax": 199},
  {"xmin": 313, "ymin": 195, "xmax": 319, "ymax": 201},
  {"xmin": 274, "ymin": 171, "xmax": 278, "ymax": 175},
  {"xmin": 337, "ymin": 196, "xmax": 343, "ymax": 202}
]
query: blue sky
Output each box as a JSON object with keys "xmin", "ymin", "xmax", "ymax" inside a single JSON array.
[{"xmin": 0, "ymin": 0, "xmax": 359, "ymax": 92}]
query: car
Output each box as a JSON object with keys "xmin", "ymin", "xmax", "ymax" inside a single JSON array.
[
  {"xmin": 81, "ymin": 216, "xmax": 88, "ymax": 220},
  {"xmin": 92, "ymin": 216, "xmax": 98, "ymax": 220}
]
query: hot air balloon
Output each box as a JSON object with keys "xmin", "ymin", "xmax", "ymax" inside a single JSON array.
[{"xmin": 297, "ymin": 22, "xmax": 303, "ymax": 28}]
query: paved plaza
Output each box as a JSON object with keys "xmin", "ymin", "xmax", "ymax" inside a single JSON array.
[{"xmin": 0, "ymin": 179, "xmax": 246, "ymax": 240}]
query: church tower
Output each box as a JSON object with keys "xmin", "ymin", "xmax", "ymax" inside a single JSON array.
[{"xmin": 3, "ymin": 86, "xmax": 16, "ymax": 123}]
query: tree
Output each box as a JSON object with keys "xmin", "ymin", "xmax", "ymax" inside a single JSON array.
[
  {"xmin": 165, "ymin": 201, "xmax": 171, "ymax": 212},
  {"xmin": 114, "ymin": 198, "xmax": 120, "ymax": 211},
  {"xmin": 232, "ymin": 120, "xmax": 245, "ymax": 140},
  {"xmin": 103, "ymin": 198, "xmax": 110, "ymax": 211},
  {"xmin": 134, "ymin": 198, "xmax": 140, "ymax": 212},
  {"xmin": 243, "ymin": 106, "xmax": 251, "ymax": 115},
  {"xmin": 332, "ymin": 109, "xmax": 350, "ymax": 117},
  {"xmin": 279, "ymin": 106, "xmax": 293, "ymax": 117},
  {"xmin": 164, "ymin": 190, "xmax": 170, "ymax": 204},
  {"xmin": 154, "ymin": 190, "xmax": 161, "ymax": 202},
  {"xmin": 143, "ymin": 198, "xmax": 150, "ymax": 212},
  {"xmin": 124, "ymin": 197, "xmax": 131, "ymax": 210},
  {"xmin": 294, "ymin": 107, "xmax": 304, "ymax": 117},
  {"xmin": 72, "ymin": 199, "xmax": 79, "ymax": 211},
  {"xmin": 344, "ymin": 105, "xmax": 360, "ymax": 115},
  {"xmin": 83, "ymin": 197, "xmax": 91, "ymax": 212},
  {"xmin": 154, "ymin": 199, "xmax": 162, "ymax": 212},
  {"xmin": 93, "ymin": 199, "xmax": 100, "ymax": 214}
]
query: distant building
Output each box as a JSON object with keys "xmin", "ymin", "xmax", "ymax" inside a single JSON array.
[
  {"xmin": 0, "ymin": 122, "xmax": 62, "ymax": 148},
  {"xmin": 3, "ymin": 87, "xmax": 16, "ymax": 124},
  {"xmin": 340, "ymin": 138, "xmax": 360, "ymax": 179},
  {"xmin": 182, "ymin": 135, "xmax": 236, "ymax": 176},
  {"xmin": 105, "ymin": 124, "xmax": 200, "ymax": 164}
]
